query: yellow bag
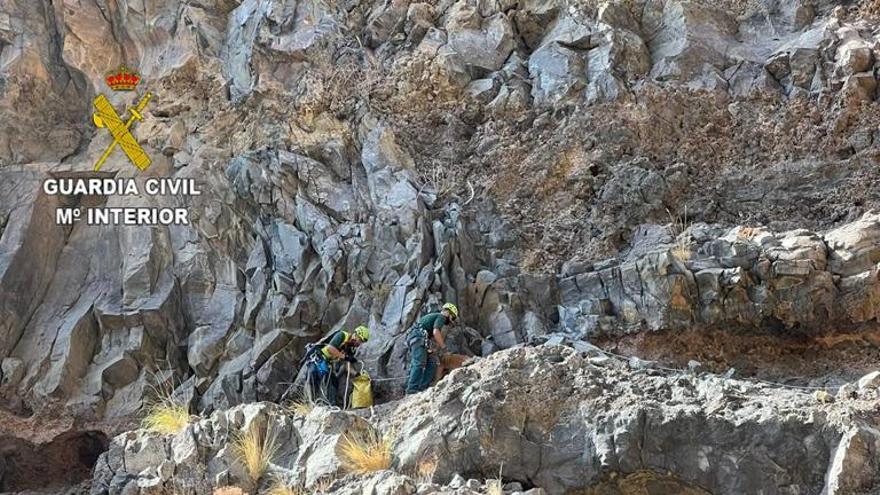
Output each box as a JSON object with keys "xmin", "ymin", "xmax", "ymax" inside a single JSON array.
[{"xmin": 350, "ymin": 372, "xmax": 373, "ymax": 408}]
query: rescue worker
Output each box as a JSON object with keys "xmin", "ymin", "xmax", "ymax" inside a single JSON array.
[
  {"xmin": 405, "ymin": 303, "xmax": 458, "ymax": 394},
  {"xmin": 305, "ymin": 325, "xmax": 370, "ymax": 406}
]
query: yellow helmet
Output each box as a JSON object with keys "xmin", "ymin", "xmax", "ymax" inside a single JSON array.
[
  {"xmin": 354, "ymin": 325, "xmax": 370, "ymax": 341},
  {"xmin": 442, "ymin": 303, "xmax": 459, "ymax": 320}
]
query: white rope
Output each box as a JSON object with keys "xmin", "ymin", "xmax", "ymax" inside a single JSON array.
[
  {"xmin": 370, "ymin": 375, "xmax": 408, "ymax": 383},
  {"xmin": 342, "ymin": 363, "xmax": 351, "ymax": 410}
]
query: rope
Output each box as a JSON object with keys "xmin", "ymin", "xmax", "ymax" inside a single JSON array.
[
  {"xmin": 370, "ymin": 375, "xmax": 408, "ymax": 383},
  {"xmin": 343, "ymin": 363, "xmax": 352, "ymax": 410}
]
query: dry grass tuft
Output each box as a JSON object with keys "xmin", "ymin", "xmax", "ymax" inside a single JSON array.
[
  {"xmin": 142, "ymin": 379, "xmax": 191, "ymax": 435},
  {"xmin": 212, "ymin": 487, "xmax": 247, "ymax": 495},
  {"xmin": 485, "ymin": 478, "xmax": 503, "ymax": 495},
  {"xmin": 286, "ymin": 398, "xmax": 316, "ymax": 417},
  {"xmin": 737, "ymin": 226, "xmax": 758, "ymax": 240},
  {"xmin": 233, "ymin": 423, "xmax": 279, "ymax": 485},
  {"xmin": 338, "ymin": 428, "xmax": 394, "ymax": 474},
  {"xmin": 369, "ymin": 283, "xmax": 393, "ymax": 301},
  {"xmin": 265, "ymin": 478, "xmax": 304, "ymax": 495},
  {"xmin": 142, "ymin": 401, "xmax": 190, "ymax": 435},
  {"xmin": 859, "ymin": 0, "xmax": 880, "ymax": 17},
  {"xmin": 670, "ymin": 244, "xmax": 692, "ymax": 261},
  {"xmin": 485, "ymin": 464, "xmax": 504, "ymax": 495},
  {"xmin": 414, "ymin": 455, "xmax": 438, "ymax": 484},
  {"xmin": 667, "ymin": 207, "xmax": 693, "ymax": 262},
  {"xmin": 313, "ymin": 477, "xmax": 335, "ymax": 493}
]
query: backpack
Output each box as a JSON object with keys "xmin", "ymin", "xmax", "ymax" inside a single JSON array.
[{"xmin": 300, "ymin": 331, "xmax": 338, "ymax": 366}]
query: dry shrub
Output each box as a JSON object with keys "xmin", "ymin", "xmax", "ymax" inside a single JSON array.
[
  {"xmin": 621, "ymin": 306, "xmax": 641, "ymax": 325},
  {"xmin": 737, "ymin": 226, "xmax": 757, "ymax": 240},
  {"xmin": 419, "ymin": 162, "xmax": 460, "ymax": 198},
  {"xmin": 313, "ymin": 477, "xmax": 335, "ymax": 493},
  {"xmin": 338, "ymin": 428, "xmax": 394, "ymax": 474},
  {"xmin": 294, "ymin": 51, "xmax": 384, "ymax": 127},
  {"xmin": 265, "ymin": 479, "xmax": 304, "ymax": 495},
  {"xmin": 485, "ymin": 479, "xmax": 503, "ymax": 495},
  {"xmin": 321, "ymin": 56, "xmax": 383, "ymax": 112},
  {"xmin": 485, "ymin": 464, "xmax": 504, "ymax": 495},
  {"xmin": 212, "ymin": 487, "xmax": 247, "ymax": 495},
  {"xmin": 414, "ymin": 455, "xmax": 438, "ymax": 484},
  {"xmin": 859, "ymin": 0, "xmax": 880, "ymax": 17},
  {"xmin": 369, "ymin": 283, "xmax": 393, "ymax": 301},
  {"xmin": 143, "ymin": 400, "xmax": 190, "ymax": 435},
  {"xmin": 142, "ymin": 378, "xmax": 191, "ymax": 435},
  {"xmin": 233, "ymin": 423, "xmax": 279, "ymax": 484},
  {"xmin": 286, "ymin": 398, "xmax": 316, "ymax": 417},
  {"xmin": 667, "ymin": 208, "xmax": 692, "ymax": 262},
  {"xmin": 670, "ymin": 244, "xmax": 692, "ymax": 261}
]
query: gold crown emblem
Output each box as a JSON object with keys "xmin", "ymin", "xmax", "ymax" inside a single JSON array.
[{"xmin": 105, "ymin": 65, "xmax": 141, "ymax": 91}]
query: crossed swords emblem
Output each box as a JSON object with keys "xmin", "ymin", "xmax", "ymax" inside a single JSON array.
[{"xmin": 92, "ymin": 92, "xmax": 153, "ymax": 171}]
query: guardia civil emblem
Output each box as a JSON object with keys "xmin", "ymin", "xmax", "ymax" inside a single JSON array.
[{"xmin": 92, "ymin": 65, "xmax": 153, "ymax": 171}]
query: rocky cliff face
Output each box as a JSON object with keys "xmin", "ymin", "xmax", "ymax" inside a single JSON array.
[
  {"xmin": 91, "ymin": 346, "xmax": 880, "ymax": 495},
  {"xmin": 2, "ymin": 0, "xmax": 880, "ymax": 492}
]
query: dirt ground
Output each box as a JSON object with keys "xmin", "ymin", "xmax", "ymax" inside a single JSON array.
[{"xmin": 597, "ymin": 326, "xmax": 880, "ymax": 388}]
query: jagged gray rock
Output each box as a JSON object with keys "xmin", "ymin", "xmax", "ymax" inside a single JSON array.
[
  {"xmin": 1, "ymin": 2, "xmax": 880, "ymax": 492},
  {"xmin": 90, "ymin": 346, "xmax": 880, "ymax": 495},
  {"xmin": 559, "ymin": 212, "xmax": 880, "ymax": 337}
]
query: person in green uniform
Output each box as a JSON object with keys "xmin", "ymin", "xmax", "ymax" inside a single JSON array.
[
  {"xmin": 305, "ymin": 325, "xmax": 370, "ymax": 406},
  {"xmin": 405, "ymin": 303, "xmax": 458, "ymax": 394}
]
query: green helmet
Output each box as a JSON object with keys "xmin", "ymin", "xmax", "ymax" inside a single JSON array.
[
  {"xmin": 442, "ymin": 303, "xmax": 459, "ymax": 320},
  {"xmin": 354, "ymin": 325, "xmax": 370, "ymax": 341}
]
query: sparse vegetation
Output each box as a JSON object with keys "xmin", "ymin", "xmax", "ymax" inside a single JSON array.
[
  {"xmin": 369, "ymin": 282, "xmax": 393, "ymax": 301},
  {"xmin": 670, "ymin": 243, "xmax": 692, "ymax": 261},
  {"xmin": 146, "ymin": 479, "xmax": 199, "ymax": 495},
  {"xmin": 414, "ymin": 455, "xmax": 438, "ymax": 484},
  {"xmin": 286, "ymin": 396, "xmax": 316, "ymax": 417},
  {"xmin": 313, "ymin": 477, "xmax": 335, "ymax": 493},
  {"xmin": 233, "ymin": 422, "xmax": 279, "ymax": 485},
  {"xmin": 142, "ymin": 378, "xmax": 191, "ymax": 435},
  {"xmin": 420, "ymin": 161, "xmax": 460, "ymax": 198},
  {"xmin": 621, "ymin": 306, "xmax": 641, "ymax": 325},
  {"xmin": 265, "ymin": 478, "xmax": 304, "ymax": 495},
  {"xmin": 486, "ymin": 479, "xmax": 503, "ymax": 495},
  {"xmin": 862, "ymin": 0, "xmax": 880, "ymax": 17},
  {"xmin": 338, "ymin": 427, "xmax": 394, "ymax": 474},
  {"xmin": 737, "ymin": 226, "xmax": 757, "ymax": 240},
  {"xmin": 667, "ymin": 208, "xmax": 692, "ymax": 262},
  {"xmin": 485, "ymin": 465, "xmax": 504, "ymax": 495},
  {"xmin": 212, "ymin": 487, "xmax": 247, "ymax": 495}
]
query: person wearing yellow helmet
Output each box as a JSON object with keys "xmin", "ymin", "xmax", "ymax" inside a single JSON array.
[
  {"xmin": 304, "ymin": 325, "xmax": 370, "ymax": 406},
  {"xmin": 405, "ymin": 303, "xmax": 459, "ymax": 394},
  {"xmin": 442, "ymin": 303, "xmax": 459, "ymax": 320},
  {"xmin": 354, "ymin": 325, "xmax": 370, "ymax": 342}
]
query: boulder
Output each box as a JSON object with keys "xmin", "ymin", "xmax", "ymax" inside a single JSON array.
[
  {"xmin": 445, "ymin": 7, "xmax": 515, "ymax": 75},
  {"xmin": 386, "ymin": 346, "xmax": 874, "ymax": 495},
  {"xmin": 528, "ymin": 42, "xmax": 587, "ymax": 105},
  {"xmin": 857, "ymin": 371, "xmax": 880, "ymax": 391},
  {"xmin": 559, "ymin": 213, "xmax": 880, "ymax": 336}
]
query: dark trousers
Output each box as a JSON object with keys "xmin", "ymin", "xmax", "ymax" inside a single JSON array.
[
  {"xmin": 405, "ymin": 338, "xmax": 437, "ymax": 394},
  {"xmin": 307, "ymin": 359, "xmax": 339, "ymax": 406}
]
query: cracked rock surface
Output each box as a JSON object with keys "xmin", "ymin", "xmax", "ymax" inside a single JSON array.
[
  {"xmin": 91, "ymin": 346, "xmax": 880, "ymax": 495},
  {"xmin": 2, "ymin": 0, "xmax": 880, "ymax": 492}
]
